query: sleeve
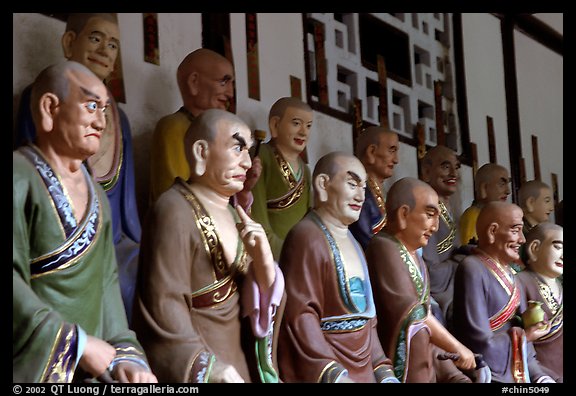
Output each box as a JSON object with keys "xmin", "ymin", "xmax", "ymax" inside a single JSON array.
[
  {"xmin": 453, "ymin": 259, "xmax": 516, "ymax": 379},
  {"xmin": 369, "ymin": 320, "xmax": 398, "ymax": 383},
  {"xmin": 241, "ymin": 264, "xmax": 285, "ymax": 337},
  {"xmin": 97, "ymin": 192, "xmax": 149, "ymax": 370},
  {"xmin": 277, "ymin": 223, "xmax": 348, "ymax": 382},
  {"xmin": 365, "ymin": 236, "xmax": 430, "ymax": 382},
  {"xmin": 117, "ymin": 106, "xmax": 142, "ymax": 243},
  {"xmin": 131, "ymin": 193, "xmax": 214, "ymax": 382},
  {"xmin": 12, "ymin": 171, "xmax": 80, "ymax": 382}
]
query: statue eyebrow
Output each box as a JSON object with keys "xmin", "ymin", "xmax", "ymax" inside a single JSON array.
[
  {"xmin": 347, "ymin": 171, "xmax": 362, "ymax": 183},
  {"xmin": 80, "ymin": 86, "xmax": 110, "ymax": 106},
  {"xmin": 232, "ymin": 132, "xmax": 247, "ymax": 149}
]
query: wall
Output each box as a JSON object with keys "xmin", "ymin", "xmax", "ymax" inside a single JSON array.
[
  {"xmin": 13, "ymin": 12, "xmax": 563, "ymax": 224},
  {"xmin": 514, "ymin": 30, "xmax": 563, "ymax": 197}
]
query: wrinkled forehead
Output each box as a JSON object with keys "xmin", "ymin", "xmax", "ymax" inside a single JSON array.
[
  {"xmin": 215, "ymin": 118, "xmax": 252, "ymax": 143},
  {"xmin": 66, "ymin": 69, "xmax": 108, "ymax": 100},
  {"xmin": 337, "ymin": 156, "xmax": 367, "ymax": 181}
]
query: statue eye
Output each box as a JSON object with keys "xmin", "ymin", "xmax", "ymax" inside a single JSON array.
[{"xmin": 86, "ymin": 101, "xmax": 98, "ymax": 112}]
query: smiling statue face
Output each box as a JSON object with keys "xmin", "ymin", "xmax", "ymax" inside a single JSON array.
[
  {"xmin": 271, "ymin": 106, "xmax": 314, "ymax": 157},
  {"xmin": 423, "ymin": 147, "xmax": 461, "ymax": 199},
  {"xmin": 65, "ymin": 16, "xmax": 120, "ymax": 81}
]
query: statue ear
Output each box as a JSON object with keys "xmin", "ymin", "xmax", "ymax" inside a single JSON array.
[
  {"xmin": 487, "ymin": 223, "xmax": 499, "ymax": 244},
  {"xmin": 192, "ymin": 140, "xmax": 209, "ymax": 176},
  {"xmin": 38, "ymin": 93, "xmax": 59, "ymax": 133},
  {"xmin": 397, "ymin": 205, "xmax": 410, "ymax": 230},
  {"xmin": 526, "ymin": 239, "xmax": 541, "ymax": 264},
  {"xmin": 421, "ymin": 164, "xmax": 431, "ymax": 183},
  {"xmin": 365, "ymin": 144, "xmax": 377, "ymax": 165},
  {"xmin": 525, "ymin": 196, "xmax": 536, "ymax": 213},
  {"xmin": 315, "ymin": 173, "xmax": 329, "ymax": 203},
  {"xmin": 187, "ymin": 72, "xmax": 200, "ymax": 96},
  {"xmin": 479, "ymin": 182, "xmax": 488, "ymax": 200},
  {"xmin": 61, "ymin": 31, "xmax": 76, "ymax": 59},
  {"xmin": 269, "ymin": 116, "xmax": 280, "ymax": 139}
]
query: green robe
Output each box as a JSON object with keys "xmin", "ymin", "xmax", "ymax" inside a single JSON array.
[
  {"xmin": 250, "ymin": 142, "xmax": 311, "ymax": 260},
  {"xmin": 13, "ymin": 146, "xmax": 149, "ymax": 383}
]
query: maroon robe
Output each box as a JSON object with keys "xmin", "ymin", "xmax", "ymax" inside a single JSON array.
[{"xmin": 277, "ymin": 212, "xmax": 395, "ymax": 383}]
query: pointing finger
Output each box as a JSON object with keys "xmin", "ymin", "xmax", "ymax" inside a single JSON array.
[{"xmin": 235, "ymin": 204, "xmax": 251, "ymax": 225}]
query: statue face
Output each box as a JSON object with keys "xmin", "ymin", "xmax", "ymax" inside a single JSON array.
[
  {"xmin": 484, "ymin": 168, "xmax": 511, "ymax": 203},
  {"xmin": 424, "ymin": 149, "xmax": 460, "ymax": 199},
  {"xmin": 53, "ymin": 69, "xmax": 109, "ymax": 160},
  {"xmin": 371, "ymin": 132, "xmax": 399, "ymax": 180},
  {"xmin": 66, "ymin": 17, "xmax": 120, "ymax": 81},
  {"xmin": 203, "ymin": 119, "xmax": 252, "ymax": 197},
  {"xmin": 531, "ymin": 187, "xmax": 555, "ymax": 223},
  {"xmin": 530, "ymin": 228, "xmax": 563, "ymax": 279},
  {"xmin": 192, "ymin": 58, "xmax": 235, "ymax": 112},
  {"xmin": 492, "ymin": 206, "xmax": 525, "ymax": 264},
  {"xmin": 323, "ymin": 156, "xmax": 366, "ymax": 226},
  {"xmin": 272, "ymin": 106, "xmax": 313, "ymax": 157},
  {"xmin": 402, "ymin": 185, "xmax": 440, "ymax": 252}
]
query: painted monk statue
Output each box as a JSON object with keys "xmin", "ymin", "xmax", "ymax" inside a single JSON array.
[
  {"xmin": 459, "ymin": 163, "xmax": 511, "ymax": 246},
  {"xmin": 132, "ymin": 109, "xmax": 284, "ymax": 383},
  {"xmin": 14, "ymin": 13, "xmax": 141, "ymax": 322},
  {"xmin": 517, "ymin": 222, "xmax": 563, "ymax": 382},
  {"xmin": 148, "ymin": 48, "xmax": 259, "ymax": 211},
  {"xmin": 349, "ymin": 126, "xmax": 399, "ymax": 250},
  {"xmin": 365, "ymin": 177, "xmax": 476, "ymax": 382},
  {"xmin": 250, "ymin": 97, "xmax": 314, "ymax": 260},
  {"xmin": 452, "ymin": 202, "xmax": 555, "ymax": 383},
  {"xmin": 277, "ymin": 151, "xmax": 399, "ymax": 383},
  {"xmin": 13, "ymin": 61, "xmax": 156, "ymax": 383}
]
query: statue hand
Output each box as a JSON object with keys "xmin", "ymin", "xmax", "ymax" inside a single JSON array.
[
  {"xmin": 79, "ymin": 336, "xmax": 116, "ymax": 379},
  {"xmin": 525, "ymin": 321, "xmax": 551, "ymax": 342},
  {"xmin": 236, "ymin": 205, "xmax": 275, "ymax": 288},
  {"xmin": 113, "ymin": 361, "xmax": 158, "ymax": 383},
  {"xmin": 208, "ymin": 360, "xmax": 245, "ymax": 383}
]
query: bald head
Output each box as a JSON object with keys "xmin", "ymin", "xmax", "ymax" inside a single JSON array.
[
  {"xmin": 313, "ymin": 151, "xmax": 350, "ymax": 182},
  {"xmin": 268, "ymin": 97, "xmax": 312, "ymax": 121},
  {"xmin": 475, "ymin": 163, "xmax": 511, "ymax": 204},
  {"xmin": 184, "ymin": 108, "xmax": 247, "ymax": 168},
  {"xmin": 30, "ymin": 60, "xmax": 101, "ymax": 123},
  {"xmin": 476, "ymin": 201, "xmax": 524, "ymax": 250},
  {"xmin": 177, "ymin": 49, "xmax": 232, "ymax": 95},
  {"xmin": 518, "ymin": 180, "xmax": 551, "ymax": 209},
  {"xmin": 386, "ymin": 177, "xmax": 435, "ymax": 216},
  {"xmin": 355, "ymin": 126, "xmax": 397, "ymax": 159},
  {"xmin": 421, "ymin": 145, "xmax": 460, "ymax": 198},
  {"xmin": 175, "ymin": 48, "xmax": 235, "ymax": 116},
  {"xmin": 524, "ymin": 222, "xmax": 563, "ymax": 250},
  {"xmin": 385, "ymin": 177, "xmax": 440, "ymax": 250},
  {"xmin": 422, "ymin": 145, "xmax": 457, "ymax": 168},
  {"xmin": 65, "ymin": 13, "xmax": 117, "ymax": 34}
]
